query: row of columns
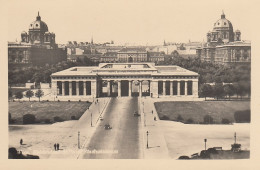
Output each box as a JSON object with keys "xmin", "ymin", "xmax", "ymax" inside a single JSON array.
[
  {"xmin": 52, "ymin": 79, "xmax": 198, "ymax": 98},
  {"xmin": 162, "ymin": 80, "xmax": 187, "ymax": 96},
  {"xmin": 57, "ymin": 81, "xmax": 93, "ymax": 96},
  {"xmin": 106, "ymin": 80, "xmax": 143, "ymax": 97}
]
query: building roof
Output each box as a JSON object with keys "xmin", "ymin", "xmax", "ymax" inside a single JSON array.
[
  {"xmin": 118, "ymin": 47, "xmax": 147, "ymax": 53},
  {"xmin": 29, "ymin": 12, "xmax": 48, "ymax": 32},
  {"xmin": 213, "ymin": 12, "xmax": 233, "ymax": 31},
  {"xmin": 51, "ymin": 63, "xmax": 198, "ymax": 77}
]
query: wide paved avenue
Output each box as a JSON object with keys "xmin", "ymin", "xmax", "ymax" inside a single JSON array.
[{"xmin": 82, "ymin": 97, "xmax": 141, "ymax": 159}]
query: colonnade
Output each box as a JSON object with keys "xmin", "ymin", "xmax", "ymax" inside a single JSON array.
[{"xmin": 51, "ymin": 79, "xmax": 198, "ymax": 98}]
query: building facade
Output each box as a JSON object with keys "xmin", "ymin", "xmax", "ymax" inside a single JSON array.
[
  {"xmin": 51, "ymin": 63, "xmax": 199, "ymax": 99},
  {"xmin": 117, "ymin": 48, "xmax": 148, "ymax": 62},
  {"xmin": 196, "ymin": 12, "xmax": 251, "ymax": 64},
  {"xmin": 8, "ymin": 12, "xmax": 67, "ymax": 66}
]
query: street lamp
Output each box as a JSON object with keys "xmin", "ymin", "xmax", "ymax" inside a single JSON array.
[
  {"xmin": 146, "ymin": 131, "xmax": 149, "ymax": 149},
  {"xmin": 91, "ymin": 112, "xmax": 93, "ymax": 127},
  {"xmin": 78, "ymin": 131, "xmax": 80, "ymax": 149},
  {"xmin": 143, "ymin": 102, "xmax": 146, "ymax": 127},
  {"xmin": 204, "ymin": 138, "xmax": 207, "ymax": 151}
]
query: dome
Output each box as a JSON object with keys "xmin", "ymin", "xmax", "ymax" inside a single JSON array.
[
  {"xmin": 213, "ymin": 12, "xmax": 233, "ymax": 31},
  {"xmin": 29, "ymin": 12, "xmax": 48, "ymax": 32}
]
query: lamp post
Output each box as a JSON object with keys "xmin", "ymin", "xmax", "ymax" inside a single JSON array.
[
  {"xmin": 143, "ymin": 102, "xmax": 146, "ymax": 127},
  {"xmin": 146, "ymin": 131, "xmax": 149, "ymax": 149},
  {"xmin": 78, "ymin": 131, "xmax": 80, "ymax": 149},
  {"xmin": 204, "ymin": 138, "xmax": 207, "ymax": 151},
  {"xmin": 91, "ymin": 112, "xmax": 93, "ymax": 127}
]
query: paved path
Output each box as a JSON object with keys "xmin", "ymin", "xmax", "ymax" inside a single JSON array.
[
  {"xmin": 80, "ymin": 97, "xmax": 142, "ymax": 159},
  {"xmin": 140, "ymin": 97, "xmax": 170, "ymax": 159},
  {"xmin": 48, "ymin": 98, "xmax": 110, "ymax": 159}
]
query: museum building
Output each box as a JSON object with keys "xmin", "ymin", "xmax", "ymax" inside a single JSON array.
[
  {"xmin": 51, "ymin": 63, "xmax": 199, "ymax": 99},
  {"xmin": 8, "ymin": 12, "xmax": 67, "ymax": 66},
  {"xmin": 196, "ymin": 12, "xmax": 251, "ymax": 64}
]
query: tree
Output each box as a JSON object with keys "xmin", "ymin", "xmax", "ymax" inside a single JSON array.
[
  {"xmin": 199, "ymin": 84, "xmax": 213, "ymax": 100},
  {"xmin": 15, "ymin": 91, "xmax": 23, "ymax": 101},
  {"xmin": 213, "ymin": 83, "xmax": 224, "ymax": 100},
  {"xmin": 35, "ymin": 89, "xmax": 44, "ymax": 101},
  {"xmin": 25, "ymin": 90, "xmax": 34, "ymax": 101},
  {"xmin": 223, "ymin": 84, "xmax": 235, "ymax": 100}
]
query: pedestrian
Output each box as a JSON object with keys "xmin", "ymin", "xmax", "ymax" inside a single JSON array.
[
  {"xmin": 57, "ymin": 143, "xmax": 60, "ymax": 150},
  {"xmin": 20, "ymin": 139, "xmax": 23, "ymax": 145},
  {"xmin": 54, "ymin": 143, "xmax": 57, "ymax": 151},
  {"xmin": 152, "ymin": 110, "xmax": 153, "ymax": 114},
  {"xmin": 97, "ymin": 99, "xmax": 99, "ymax": 103},
  {"xmin": 154, "ymin": 116, "xmax": 156, "ymax": 121}
]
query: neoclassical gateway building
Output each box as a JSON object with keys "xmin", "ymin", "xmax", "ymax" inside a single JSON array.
[{"xmin": 51, "ymin": 63, "xmax": 199, "ymax": 99}]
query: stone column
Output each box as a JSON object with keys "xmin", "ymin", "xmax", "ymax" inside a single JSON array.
[
  {"xmin": 91, "ymin": 80, "xmax": 96, "ymax": 98},
  {"xmin": 192, "ymin": 80, "xmax": 199, "ymax": 97},
  {"xmin": 51, "ymin": 80, "xmax": 57, "ymax": 96},
  {"xmin": 177, "ymin": 81, "xmax": 180, "ymax": 96},
  {"xmin": 83, "ymin": 81, "xmax": 86, "ymax": 96},
  {"xmin": 162, "ymin": 81, "xmax": 166, "ymax": 96},
  {"xmin": 129, "ymin": 80, "xmax": 132, "ymax": 97},
  {"xmin": 118, "ymin": 81, "xmax": 121, "ymax": 97},
  {"xmin": 150, "ymin": 80, "xmax": 158, "ymax": 98},
  {"xmin": 184, "ymin": 81, "xmax": 187, "ymax": 96},
  {"xmin": 139, "ymin": 81, "xmax": 142, "ymax": 97},
  {"xmin": 76, "ymin": 81, "xmax": 79, "ymax": 96},
  {"xmin": 69, "ymin": 81, "xmax": 72, "ymax": 96},
  {"xmin": 62, "ymin": 81, "xmax": 65, "ymax": 96},
  {"xmin": 170, "ymin": 81, "xmax": 173, "ymax": 96},
  {"xmin": 107, "ymin": 80, "xmax": 111, "ymax": 97}
]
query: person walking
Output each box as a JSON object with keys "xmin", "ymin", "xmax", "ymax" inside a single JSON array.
[
  {"xmin": 20, "ymin": 139, "xmax": 23, "ymax": 145},
  {"xmin": 57, "ymin": 143, "xmax": 60, "ymax": 151},
  {"xmin": 54, "ymin": 143, "xmax": 57, "ymax": 151}
]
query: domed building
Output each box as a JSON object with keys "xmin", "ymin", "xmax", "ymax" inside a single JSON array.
[
  {"xmin": 197, "ymin": 12, "xmax": 251, "ymax": 64},
  {"xmin": 8, "ymin": 12, "xmax": 67, "ymax": 66},
  {"xmin": 21, "ymin": 12, "xmax": 56, "ymax": 48}
]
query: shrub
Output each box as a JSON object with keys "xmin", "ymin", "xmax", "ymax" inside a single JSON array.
[
  {"xmin": 221, "ymin": 118, "xmax": 230, "ymax": 124},
  {"xmin": 203, "ymin": 115, "xmax": 214, "ymax": 124},
  {"xmin": 53, "ymin": 116, "xmax": 63, "ymax": 122},
  {"xmin": 46, "ymin": 100, "xmax": 49, "ymax": 102},
  {"xmin": 177, "ymin": 115, "xmax": 184, "ymax": 122},
  {"xmin": 234, "ymin": 110, "xmax": 250, "ymax": 123},
  {"xmin": 71, "ymin": 116, "xmax": 76, "ymax": 120},
  {"xmin": 79, "ymin": 100, "xmax": 81, "ymax": 102},
  {"xmin": 186, "ymin": 118, "xmax": 194, "ymax": 124},
  {"xmin": 68, "ymin": 100, "xmax": 70, "ymax": 102},
  {"xmin": 86, "ymin": 101, "xmax": 90, "ymax": 103},
  {"xmin": 57, "ymin": 100, "xmax": 60, "ymax": 102},
  {"xmin": 160, "ymin": 115, "xmax": 170, "ymax": 120},
  {"xmin": 23, "ymin": 114, "xmax": 36, "ymax": 124},
  {"xmin": 44, "ymin": 119, "xmax": 51, "ymax": 124}
]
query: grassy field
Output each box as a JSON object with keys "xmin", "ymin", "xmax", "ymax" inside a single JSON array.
[
  {"xmin": 9, "ymin": 101, "xmax": 92, "ymax": 124},
  {"xmin": 154, "ymin": 101, "xmax": 250, "ymax": 124}
]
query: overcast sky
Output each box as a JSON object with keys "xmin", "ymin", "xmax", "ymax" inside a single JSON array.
[{"xmin": 7, "ymin": 0, "xmax": 252, "ymax": 45}]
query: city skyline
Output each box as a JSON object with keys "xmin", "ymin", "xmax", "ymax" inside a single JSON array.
[{"xmin": 7, "ymin": 0, "xmax": 251, "ymax": 45}]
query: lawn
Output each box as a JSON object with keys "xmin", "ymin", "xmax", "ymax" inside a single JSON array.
[
  {"xmin": 9, "ymin": 101, "xmax": 92, "ymax": 124},
  {"xmin": 154, "ymin": 101, "xmax": 250, "ymax": 124}
]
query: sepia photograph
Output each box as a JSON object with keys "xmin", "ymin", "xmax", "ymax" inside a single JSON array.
[{"xmin": 2, "ymin": 0, "xmax": 259, "ymax": 169}]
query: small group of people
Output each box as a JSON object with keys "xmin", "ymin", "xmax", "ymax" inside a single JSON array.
[{"xmin": 54, "ymin": 143, "xmax": 60, "ymax": 151}]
